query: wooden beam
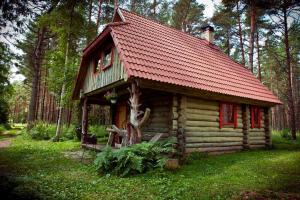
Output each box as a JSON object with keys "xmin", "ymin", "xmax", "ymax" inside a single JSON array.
[{"xmin": 138, "ymin": 78, "xmax": 278, "ymax": 107}]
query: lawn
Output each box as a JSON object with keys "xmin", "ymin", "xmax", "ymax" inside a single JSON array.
[{"xmin": 0, "ymin": 130, "xmax": 299, "ymax": 200}]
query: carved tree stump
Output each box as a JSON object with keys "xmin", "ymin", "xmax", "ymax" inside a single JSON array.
[{"xmin": 128, "ymin": 80, "xmax": 151, "ymax": 145}]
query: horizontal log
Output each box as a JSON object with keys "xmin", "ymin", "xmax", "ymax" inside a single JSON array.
[
  {"xmin": 185, "ymin": 127, "xmax": 242, "ymax": 132},
  {"xmin": 186, "ymin": 120, "xmax": 243, "ymax": 128},
  {"xmin": 187, "ymin": 98, "xmax": 219, "ymax": 106},
  {"xmin": 186, "ymin": 114, "xmax": 219, "ymax": 122},
  {"xmin": 186, "ymin": 141, "xmax": 243, "ymax": 148},
  {"xmin": 186, "ymin": 103, "xmax": 219, "ymax": 111},
  {"xmin": 150, "ymin": 100, "xmax": 171, "ymax": 106},
  {"xmin": 143, "ymin": 132, "xmax": 169, "ymax": 140},
  {"xmin": 186, "ymin": 120, "xmax": 219, "ymax": 127},
  {"xmin": 186, "ymin": 137, "xmax": 243, "ymax": 143},
  {"xmin": 149, "ymin": 117, "xmax": 169, "ymax": 123},
  {"xmin": 186, "ymin": 132, "xmax": 243, "ymax": 137},
  {"xmin": 249, "ymin": 128, "xmax": 265, "ymax": 132},
  {"xmin": 249, "ymin": 136, "xmax": 265, "ymax": 140},
  {"xmin": 151, "ymin": 112, "xmax": 170, "ymax": 118},
  {"xmin": 142, "ymin": 127, "xmax": 169, "ymax": 132},
  {"xmin": 186, "ymin": 146, "xmax": 243, "ymax": 153},
  {"xmin": 186, "ymin": 108, "xmax": 219, "ymax": 116},
  {"xmin": 249, "ymin": 132, "xmax": 265, "ymax": 137},
  {"xmin": 249, "ymin": 140, "xmax": 265, "ymax": 145}
]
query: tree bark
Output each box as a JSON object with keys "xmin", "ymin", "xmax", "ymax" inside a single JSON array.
[
  {"xmin": 237, "ymin": 1, "xmax": 245, "ymax": 66},
  {"xmin": 283, "ymin": 5, "xmax": 296, "ymax": 139},
  {"xmin": 256, "ymin": 32, "xmax": 261, "ymax": 81},
  {"xmin": 96, "ymin": 0, "xmax": 103, "ymax": 31},
  {"xmin": 27, "ymin": 27, "xmax": 46, "ymax": 129},
  {"xmin": 55, "ymin": 4, "xmax": 75, "ymax": 141},
  {"xmin": 130, "ymin": 0, "xmax": 136, "ymax": 12},
  {"xmin": 249, "ymin": 0, "xmax": 256, "ymax": 73}
]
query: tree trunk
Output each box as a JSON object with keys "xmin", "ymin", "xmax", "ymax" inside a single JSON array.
[
  {"xmin": 40, "ymin": 69, "xmax": 47, "ymax": 121},
  {"xmin": 283, "ymin": 5, "xmax": 296, "ymax": 139},
  {"xmin": 55, "ymin": 4, "xmax": 74, "ymax": 141},
  {"xmin": 27, "ymin": 27, "xmax": 46, "ymax": 129},
  {"xmin": 96, "ymin": 0, "xmax": 103, "ymax": 31},
  {"xmin": 249, "ymin": 0, "xmax": 256, "ymax": 73},
  {"xmin": 256, "ymin": 32, "xmax": 261, "ymax": 81},
  {"xmin": 226, "ymin": 28, "xmax": 230, "ymax": 56},
  {"xmin": 131, "ymin": 0, "xmax": 136, "ymax": 12},
  {"xmin": 237, "ymin": 1, "xmax": 245, "ymax": 66}
]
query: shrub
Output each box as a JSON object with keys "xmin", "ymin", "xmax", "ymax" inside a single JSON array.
[
  {"xmin": 62, "ymin": 125, "xmax": 76, "ymax": 140},
  {"xmin": 89, "ymin": 125, "xmax": 107, "ymax": 138},
  {"xmin": 280, "ymin": 129, "xmax": 292, "ymax": 140},
  {"xmin": 29, "ymin": 122, "xmax": 56, "ymax": 140},
  {"xmin": 0, "ymin": 124, "xmax": 6, "ymax": 134},
  {"xmin": 94, "ymin": 141, "xmax": 174, "ymax": 177}
]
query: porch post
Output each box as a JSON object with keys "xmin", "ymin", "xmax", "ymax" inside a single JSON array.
[{"xmin": 81, "ymin": 97, "xmax": 88, "ymax": 143}]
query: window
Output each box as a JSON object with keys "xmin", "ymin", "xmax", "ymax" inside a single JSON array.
[
  {"xmin": 251, "ymin": 106, "xmax": 261, "ymax": 128},
  {"xmin": 219, "ymin": 102, "xmax": 238, "ymax": 129},
  {"xmin": 94, "ymin": 55, "xmax": 102, "ymax": 73},
  {"xmin": 102, "ymin": 48, "xmax": 113, "ymax": 69},
  {"xmin": 93, "ymin": 46, "xmax": 114, "ymax": 73}
]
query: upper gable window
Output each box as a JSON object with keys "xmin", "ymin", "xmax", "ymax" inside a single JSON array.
[
  {"xmin": 93, "ymin": 46, "xmax": 114, "ymax": 74},
  {"xmin": 94, "ymin": 54, "xmax": 102, "ymax": 73},
  {"xmin": 219, "ymin": 102, "xmax": 238, "ymax": 129},
  {"xmin": 250, "ymin": 106, "xmax": 261, "ymax": 128},
  {"xmin": 103, "ymin": 47, "xmax": 113, "ymax": 69}
]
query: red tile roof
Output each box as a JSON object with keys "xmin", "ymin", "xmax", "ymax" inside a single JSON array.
[{"xmin": 75, "ymin": 8, "xmax": 281, "ymax": 104}]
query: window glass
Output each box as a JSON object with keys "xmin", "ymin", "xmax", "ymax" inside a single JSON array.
[
  {"xmin": 103, "ymin": 49, "xmax": 112, "ymax": 67},
  {"xmin": 223, "ymin": 103, "xmax": 234, "ymax": 124},
  {"xmin": 251, "ymin": 106, "xmax": 261, "ymax": 128},
  {"xmin": 95, "ymin": 57, "xmax": 101, "ymax": 73}
]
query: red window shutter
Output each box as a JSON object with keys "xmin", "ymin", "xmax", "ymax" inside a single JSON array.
[
  {"xmin": 234, "ymin": 105, "xmax": 238, "ymax": 128},
  {"xmin": 219, "ymin": 103, "xmax": 222, "ymax": 129},
  {"xmin": 251, "ymin": 107, "xmax": 254, "ymax": 129},
  {"xmin": 258, "ymin": 108, "xmax": 261, "ymax": 128}
]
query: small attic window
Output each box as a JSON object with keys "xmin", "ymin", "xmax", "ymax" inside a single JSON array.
[
  {"xmin": 94, "ymin": 54, "xmax": 102, "ymax": 73},
  {"xmin": 250, "ymin": 106, "xmax": 261, "ymax": 129},
  {"xmin": 102, "ymin": 47, "xmax": 113, "ymax": 70},
  {"xmin": 219, "ymin": 102, "xmax": 238, "ymax": 129}
]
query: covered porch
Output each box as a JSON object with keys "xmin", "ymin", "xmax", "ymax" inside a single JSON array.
[{"xmin": 79, "ymin": 80, "xmax": 173, "ymax": 151}]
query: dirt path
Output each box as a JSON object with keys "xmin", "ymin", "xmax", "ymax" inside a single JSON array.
[
  {"xmin": 0, "ymin": 139, "xmax": 12, "ymax": 148},
  {"xmin": 0, "ymin": 131, "xmax": 15, "ymax": 148}
]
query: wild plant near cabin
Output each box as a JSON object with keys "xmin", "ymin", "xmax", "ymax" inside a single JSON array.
[
  {"xmin": 94, "ymin": 141, "xmax": 174, "ymax": 177},
  {"xmin": 25, "ymin": 122, "xmax": 77, "ymax": 141}
]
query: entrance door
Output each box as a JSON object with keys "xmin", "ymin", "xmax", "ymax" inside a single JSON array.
[{"xmin": 114, "ymin": 101, "xmax": 128, "ymax": 129}]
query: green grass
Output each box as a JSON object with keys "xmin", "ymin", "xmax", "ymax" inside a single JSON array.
[{"xmin": 0, "ymin": 130, "xmax": 300, "ymax": 200}]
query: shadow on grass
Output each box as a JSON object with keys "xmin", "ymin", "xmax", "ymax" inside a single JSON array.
[{"xmin": 0, "ymin": 174, "xmax": 42, "ymax": 200}]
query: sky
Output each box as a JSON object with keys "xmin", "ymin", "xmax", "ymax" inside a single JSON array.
[
  {"xmin": 201, "ymin": 0, "xmax": 221, "ymax": 18},
  {"xmin": 8, "ymin": 0, "xmax": 221, "ymax": 83}
]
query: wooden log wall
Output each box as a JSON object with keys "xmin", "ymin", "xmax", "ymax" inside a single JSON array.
[
  {"xmin": 83, "ymin": 47, "xmax": 126, "ymax": 94},
  {"xmin": 184, "ymin": 97, "xmax": 244, "ymax": 154},
  {"xmin": 248, "ymin": 107, "xmax": 266, "ymax": 149},
  {"xmin": 264, "ymin": 107, "xmax": 272, "ymax": 148},
  {"xmin": 242, "ymin": 104, "xmax": 249, "ymax": 149},
  {"xmin": 141, "ymin": 92, "xmax": 172, "ymax": 141}
]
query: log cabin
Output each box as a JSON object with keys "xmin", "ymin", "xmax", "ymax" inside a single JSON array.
[{"xmin": 72, "ymin": 8, "xmax": 282, "ymax": 154}]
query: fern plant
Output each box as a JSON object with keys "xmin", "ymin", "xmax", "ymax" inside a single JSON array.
[{"xmin": 94, "ymin": 140, "xmax": 174, "ymax": 177}]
